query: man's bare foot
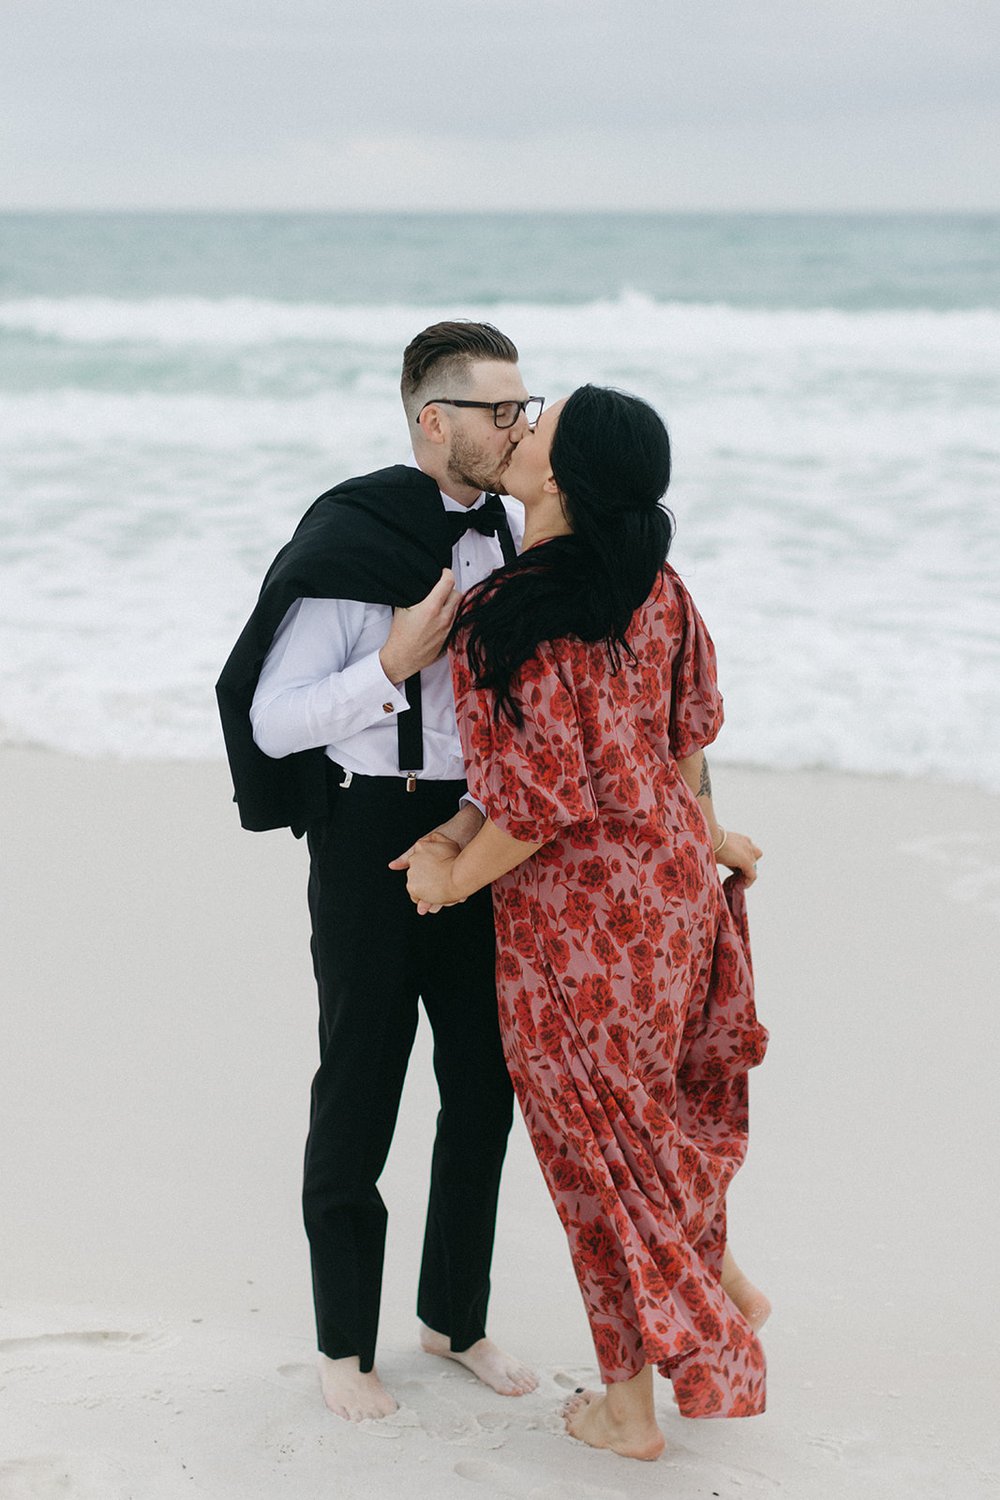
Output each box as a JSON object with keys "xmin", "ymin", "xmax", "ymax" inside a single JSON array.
[
  {"xmin": 563, "ymin": 1390, "xmax": 665, "ymax": 1461},
  {"xmin": 419, "ymin": 1325, "xmax": 538, "ymax": 1395},
  {"xmin": 721, "ymin": 1248, "xmax": 772, "ymax": 1331},
  {"xmin": 318, "ymin": 1354, "xmax": 398, "ymax": 1421}
]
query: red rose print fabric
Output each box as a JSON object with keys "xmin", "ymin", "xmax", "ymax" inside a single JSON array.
[{"xmin": 452, "ymin": 564, "xmax": 769, "ymax": 1418}]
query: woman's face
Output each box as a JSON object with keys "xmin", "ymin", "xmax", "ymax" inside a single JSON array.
[{"xmin": 500, "ymin": 397, "xmax": 566, "ymax": 504}]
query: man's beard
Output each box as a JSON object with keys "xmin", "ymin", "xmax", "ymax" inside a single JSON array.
[{"xmin": 446, "ymin": 429, "xmax": 512, "ymax": 495}]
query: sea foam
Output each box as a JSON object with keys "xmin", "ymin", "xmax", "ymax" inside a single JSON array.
[
  {"xmin": 1, "ymin": 294, "xmax": 998, "ymax": 790},
  {"xmin": 3, "ymin": 291, "xmax": 999, "ymax": 356}
]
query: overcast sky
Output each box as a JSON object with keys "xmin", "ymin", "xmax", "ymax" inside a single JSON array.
[{"xmin": 4, "ymin": 0, "xmax": 998, "ymax": 211}]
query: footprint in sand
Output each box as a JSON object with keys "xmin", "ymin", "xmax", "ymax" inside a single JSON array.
[
  {"xmin": 454, "ymin": 1459, "xmax": 524, "ymax": 1495},
  {"xmin": 352, "ymin": 1419, "xmax": 404, "ymax": 1440},
  {"xmin": 901, "ymin": 831, "xmax": 1000, "ymax": 916},
  {"xmin": 0, "ymin": 1454, "xmax": 126, "ymax": 1498},
  {"xmin": 0, "ymin": 1457, "xmax": 74, "ymax": 1500},
  {"xmin": 529, "ymin": 1484, "xmax": 627, "ymax": 1500},
  {"xmin": 420, "ymin": 1408, "xmax": 485, "ymax": 1444},
  {"xmin": 455, "ymin": 1461, "xmax": 626, "ymax": 1500},
  {"xmin": 475, "ymin": 1412, "xmax": 510, "ymax": 1432},
  {"xmin": 0, "ymin": 1330, "xmax": 163, "ymax": 1363}
]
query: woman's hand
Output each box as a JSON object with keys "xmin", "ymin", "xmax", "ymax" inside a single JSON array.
[
  {"xmin": 391, "ymin": 815, "xmax": 541, "ymax": 913},
  {"xmin": 717, "ymin": 829, "xmax": 763, "ymax": 885},
  {"xmin": 395, "ymin": 831, "xmax": 464, "ymax": 914}
]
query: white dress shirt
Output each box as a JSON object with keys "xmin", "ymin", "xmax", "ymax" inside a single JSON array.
[{"xmin": 250, "ymin": 464, "xmax": 523, "ymax": 781}]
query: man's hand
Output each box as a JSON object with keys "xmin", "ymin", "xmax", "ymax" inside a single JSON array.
[
  {"xmin": 379, "ymin": 568, "xmax": 462, "ymax": 684},
  {"xmin": 389, "ymin": 830, "xmax": 463, "ymax": 914},
  {"xmin": 403, "ymin": 834, "xmax": 463, "ymax": 913},
  {"xmin": 389, "ymin": 805, "xmax": 484, "ymax": 914}
]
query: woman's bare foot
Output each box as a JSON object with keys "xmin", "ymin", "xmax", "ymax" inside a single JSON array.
[
  {"xmin": 419, "ymin": 1325, "xmax": 538, "ymax": 1395},
  {"xmin": 563, "ymin": 1389, "xmax": 665, "ymax": 1461},
  {"xmin": 318, "ymin": 1354, "xmax": 398, "ymax": 1421},
  {"xmin": 721, "ymin": 1247, "xmax": 772, "ymax": 1331}
]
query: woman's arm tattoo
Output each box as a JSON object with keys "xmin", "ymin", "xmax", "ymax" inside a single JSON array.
[{"xmin": 698, "ymin": 757, "xmax": 712, "ymax": 798}]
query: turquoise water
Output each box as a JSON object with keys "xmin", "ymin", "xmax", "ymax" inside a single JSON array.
[
  {"xmin": 2, "ymin": 211, "xmax": 998, "ymax": 306},
  {"xmin": 1, "ymin": 212, "xmax": 998, "ymax": 787}
]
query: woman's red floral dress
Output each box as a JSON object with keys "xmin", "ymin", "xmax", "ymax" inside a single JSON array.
[{"xmin": 451, "ymin": 564, "xmax": 769, "ymax": 1419}]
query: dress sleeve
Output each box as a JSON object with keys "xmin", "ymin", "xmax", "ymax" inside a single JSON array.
[
  {"xmin": 450, "ymin": 639, "xmax": 598, "ymax": 845},
  {"xmin": 665, "ymin": 567, "xmax": 725, "ymax": 759}
]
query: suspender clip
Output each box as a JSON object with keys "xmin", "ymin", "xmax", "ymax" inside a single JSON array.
[{"xmin": 405, "ymin": 773, "xmax": 418, "ymax": 792}]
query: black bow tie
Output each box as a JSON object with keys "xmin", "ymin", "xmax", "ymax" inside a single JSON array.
[{"xmin": 445, "ymin": 493, "xmax": 509, "ymax": 543}]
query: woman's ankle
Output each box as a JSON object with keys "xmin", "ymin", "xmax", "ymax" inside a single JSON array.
[{"xmin": 603, "ymin": 1366, "xmax": 657, "ymax": 1429}]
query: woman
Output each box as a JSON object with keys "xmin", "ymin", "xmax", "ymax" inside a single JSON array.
[{"xmin": 398, "ymin": 387, "xmax": 769, "ymax": 1460}]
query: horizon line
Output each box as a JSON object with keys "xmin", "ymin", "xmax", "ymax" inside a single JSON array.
[{"xmin": 2, "ymin": 204, "xmax": 998, "ymax": 217}]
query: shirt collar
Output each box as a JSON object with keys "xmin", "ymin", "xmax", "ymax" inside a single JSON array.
[{"xmin": 406, "ymin": 453, "xmax": 486, "ymax": 512}]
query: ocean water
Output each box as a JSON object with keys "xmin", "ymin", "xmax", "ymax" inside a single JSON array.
[{"xmin": 1, "ymin": 212, "xmax": 998, "ymax": 791}]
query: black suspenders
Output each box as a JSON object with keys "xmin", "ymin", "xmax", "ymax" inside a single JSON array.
[{"xmin": 397, "ymin": 674, "xmax": 424, "ymax": 792}]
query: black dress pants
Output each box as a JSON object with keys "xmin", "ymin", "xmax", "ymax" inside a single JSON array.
[{"xmin": 302, "ymin": 771, "xmax": 514, "ymax": 1372}]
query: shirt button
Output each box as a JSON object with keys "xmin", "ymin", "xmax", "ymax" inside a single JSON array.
[{"xmin": 382, "ymin": 702, "xmax": 395, "ymax": 714}]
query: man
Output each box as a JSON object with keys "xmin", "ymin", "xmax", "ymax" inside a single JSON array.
[{"xmin": 216, "ymin": 322, "xmax": 542, "ymax": 1421}]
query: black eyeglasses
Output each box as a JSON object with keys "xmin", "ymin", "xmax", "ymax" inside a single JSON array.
[{"xmin": 419, "ymin": 396, "xmax": 545, "ymax": 430}]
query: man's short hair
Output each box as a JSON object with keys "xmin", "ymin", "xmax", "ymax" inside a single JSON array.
[{"xmin": 400, "ymin": 320, "xmax": 519, "ymax": 420}]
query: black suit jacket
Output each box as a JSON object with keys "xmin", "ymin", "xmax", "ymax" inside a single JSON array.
[{"xmin": 216, "ymin": 465, "xmax": 460, "ymax": 835}]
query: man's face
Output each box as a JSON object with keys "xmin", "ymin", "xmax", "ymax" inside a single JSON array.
[{"xmin": 439, "ymin": 359, "xmax": 534, "ymax": 495}]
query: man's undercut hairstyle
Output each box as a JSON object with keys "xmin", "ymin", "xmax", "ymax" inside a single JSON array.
[{"xmin": 400, "ymin": 321, "xmax": 519, "ymax": 420}]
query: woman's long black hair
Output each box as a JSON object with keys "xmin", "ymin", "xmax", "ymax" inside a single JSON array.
[{"xmin": 455, "ymin": 384, "xmax": 674, "ymax": 726}]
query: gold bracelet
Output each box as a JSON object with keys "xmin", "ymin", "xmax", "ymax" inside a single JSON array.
[{"xmin": 712, "ymin": 826, "xmax": 727, "ymax": 854}]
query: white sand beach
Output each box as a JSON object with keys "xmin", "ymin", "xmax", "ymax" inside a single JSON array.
[{"xmin": 2, "ymin": 748, "xmax": 998, "ymax": 1499}]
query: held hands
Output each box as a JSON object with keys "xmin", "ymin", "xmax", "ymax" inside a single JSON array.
[
  {"xmin": 379, "ymin": 568, "xmax": 462, "ymax": 684},
  {"xmin": 388, "ymin": 831, "xmax": 463, "ymax": 915},
  {"xmin": 716, "ymin": 829, "xmax": 763, "ymax": 886},
  {"xmin": 389, "ymin": 804, "xmax": 484, "ymax": 914}
]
